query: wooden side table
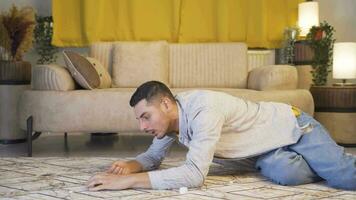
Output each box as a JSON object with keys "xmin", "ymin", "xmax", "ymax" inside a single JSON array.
[{"xmin": 310, "ymin": 86, "xmax": 356, "ymax": 146}]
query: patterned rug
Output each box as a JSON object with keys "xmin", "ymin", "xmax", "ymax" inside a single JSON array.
[{"xmin": 0, "ymin": 157, "xmax": 355, "ymax": 199}]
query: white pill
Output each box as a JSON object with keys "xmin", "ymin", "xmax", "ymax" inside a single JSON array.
[{"xmin": 179, "ymin": 187, "xmax": 188, "ymax": 194}]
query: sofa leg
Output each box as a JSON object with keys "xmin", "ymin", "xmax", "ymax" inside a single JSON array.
[
  {"xmin": 64, "ymin": 132, "xmax": 68, "ymax": 148},
  {"xmin": 27, "ymin": 116, "xmax": 33, "ymax": 157},
  {"xmin": 26, "ymin": 116, "xmax": 42, "ymax": 157},
  {"xmin": 32, "ymin": 132, "xmax": 42, "ymax": 140},
  {"xmin": 64, "ymin": 132, "xmax": 69, "ymax": 153}
]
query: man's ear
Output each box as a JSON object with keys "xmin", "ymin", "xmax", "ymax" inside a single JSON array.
[{"xmin": 160, "ymin": 97, "xmax": 173, "ymax": 111}]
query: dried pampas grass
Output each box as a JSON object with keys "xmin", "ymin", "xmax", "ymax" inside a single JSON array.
[
  {"xmin": 0, "ymin": 17, "xmax": 11, "ymax": 60},
  {"xmin": 0, "ymin": 5, "xmax": 35, "ymax": 61}
]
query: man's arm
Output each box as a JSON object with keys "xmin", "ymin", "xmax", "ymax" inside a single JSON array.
[
  {"xmin": 107, "ymin": 160, "xmax": 144, "ymax": 174},
  {"xmin": 148, "ymin": 110, "xmax": 224, "ymax": 189},
  {"xmin": 87, "ymin": 172, "xmax": 151, "ymax": 191},
  {"xmin": 87, "ymin": 134, "xmax": 176, "ymax": 191},
  {"xmin": 87, "ymin": 110, "xmax": 223, "ymax": 191},
  {"xmin": 106, "ymin": 135, "xmax": 176, "ymax": 175},
  {"xmin": 135, "ymin": 134, "xmax": 176, "ymax": 171}
]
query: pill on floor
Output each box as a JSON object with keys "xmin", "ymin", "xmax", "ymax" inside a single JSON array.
[{"xmin": 179, "ymin": 187, "xmax": 188, "ymax": 194}]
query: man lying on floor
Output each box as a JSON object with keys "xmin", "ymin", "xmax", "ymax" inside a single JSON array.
[{"xmin": 87, "ymin": 81, "xmax": 356, "ymax": 191}]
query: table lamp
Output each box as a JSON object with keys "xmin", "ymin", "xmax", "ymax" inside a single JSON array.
[
  {"xmin": 298, "ymin": 1, "xmax": 319, "ymax": 37},
  {"xmin": 333, "ymin": 42, "xmax": 356, "ymax": 86}
]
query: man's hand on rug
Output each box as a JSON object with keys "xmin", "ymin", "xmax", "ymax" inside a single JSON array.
[
  {"xmin": 87, "ymin": 173, "xmax": 133, "ymax": 191},
  {"xmin": 107, "ymin": 161, "xmax": 129, "ymax": 174},
  {"xmin": 107, "ymin": 160, "xmax": 143, "ymax": 175},
  {"xmin": 87, "ymin": 172, "xmax": 151, "ymax": 191}
]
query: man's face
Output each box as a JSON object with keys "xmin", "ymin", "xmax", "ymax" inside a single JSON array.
[{"xmin": 134, "ymin": 98, "xmax": 170, "ymax": 139}]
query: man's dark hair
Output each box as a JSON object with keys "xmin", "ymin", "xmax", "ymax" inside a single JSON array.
[{"xmin": 129, "ymin": 81, "xmax": 175, "ymax": 107}]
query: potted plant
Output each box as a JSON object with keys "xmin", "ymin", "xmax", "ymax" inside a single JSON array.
[
  {"xmin": 306, "ymin": 21, "xmax": 335, "ymax": 86},
  {"xmin": 0, "ymin": 5, "xmax": 35, "ymax": 83},
  {"xmin": 34, "ymin": 15, "xmax": 58, "ymax": 64}
]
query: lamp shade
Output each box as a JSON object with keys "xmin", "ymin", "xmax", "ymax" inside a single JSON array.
[
  {"xmin": 298, "ymin": 2, "xmax": 319, "ymax": 37},
  {"xmin": 333, "ymin": 42, "xmax": 356, "ymax": 79}
]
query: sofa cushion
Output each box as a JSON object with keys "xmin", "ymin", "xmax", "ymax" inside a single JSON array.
[
  {"xmin": 19, "ymin": 88, "xmax": 314, "ymax": 132},
  {"xmin": 31, "ymin": 65, "xmax": 76, "ymax": 91},
  {"xmin": 169, "ymin": 43, "xmax": 248, "ymax": 88},
  {"xmin": 247, "ymin": 65, "xmax": 298, "ymax": 91},
  {"xmin": 63, "ymin": 51, "xmax": 112, "ymax": 89},
  {"xmin": 112, "ymin": 41, "xmax": 169, "ymax": 87}
]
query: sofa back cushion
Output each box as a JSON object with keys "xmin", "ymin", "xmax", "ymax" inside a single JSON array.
[
  {"xmin": 111, "ymin": 41, "xmax": 169, "ymax": 87},
  {"xmin": 169, "ymin": 43, "xmax": 248, "ymax": 88},
  {"xmin": 89, "ymin": 42, "xmax": 116, "ymax": 75}
]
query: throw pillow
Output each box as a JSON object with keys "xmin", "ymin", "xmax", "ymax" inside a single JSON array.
[
  {"xmin": 63, "ymin": 51, "xmax": 112, "ymax": 89},
  {"xmin": 31, "ymin": 65, "xmax": 76, "ymax": 91}
]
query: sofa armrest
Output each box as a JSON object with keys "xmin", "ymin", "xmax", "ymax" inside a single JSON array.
[
  {"xmin": 247, "ymin": 65, "xmax": 298, "ymax": 91},
  {"xmin": 31, "ymin": 64, "xmax": 76, "ymax": 91}
]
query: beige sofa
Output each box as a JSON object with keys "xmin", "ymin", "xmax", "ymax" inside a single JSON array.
[{"xmin": 19, "ymin": 41, "xmax": 314, "ymax": 155}]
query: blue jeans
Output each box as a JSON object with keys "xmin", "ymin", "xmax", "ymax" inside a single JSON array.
[{"xmin": 256, "ymin": 112, "xmax": 356, "ymax": 190}]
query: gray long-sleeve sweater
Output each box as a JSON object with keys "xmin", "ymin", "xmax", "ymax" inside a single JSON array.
[{"xmin": 135, "ymin": 90, "xmax": 302, "ymax": 189}]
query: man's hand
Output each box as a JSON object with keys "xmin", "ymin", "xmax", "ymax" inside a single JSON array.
[
  {"xmin": 86, "ymin": 172, "xmax": 151, "ymax": 191},
  {"xmin": 107, "ymin": 160, "xmax": 143, "ymax": 175},
  {"xmin": 87, "ymin": 173, "xmax": 133, "ymax": 191}
]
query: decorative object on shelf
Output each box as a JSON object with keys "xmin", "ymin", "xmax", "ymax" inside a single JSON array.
[
  {"xmin": 0, "ymin": 5, "xmax": 35, "ymax": 83},
  {"xmin": 34, "ymin": 15, "xmax": 58, "ymax": 64},
  {"xmin": 278, "ymin": 27, "xmax": 299, "ymax": 65},
  {"xmin": 306, "ymin": 21, "xmax": 335, "ymax": 86},
  {"xmin": 298, "ymin": 1, "xmax": 319, "ymax": 37},
  {"xmin": 332, "ymin": 42, "xmax": 356, "ymax": 86}
]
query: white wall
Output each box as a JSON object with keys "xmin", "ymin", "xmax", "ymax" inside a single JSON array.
[
  {"xmin": 317, "ymin": 0, "xmax": 356, "ymax": 42},
  {"xmin": 0, "ymin": 0, "xmax": 51, "ymax": 16},
  {"xmin": 316, "ymin": 0, "xmax": 356, "ymax": 84}
]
